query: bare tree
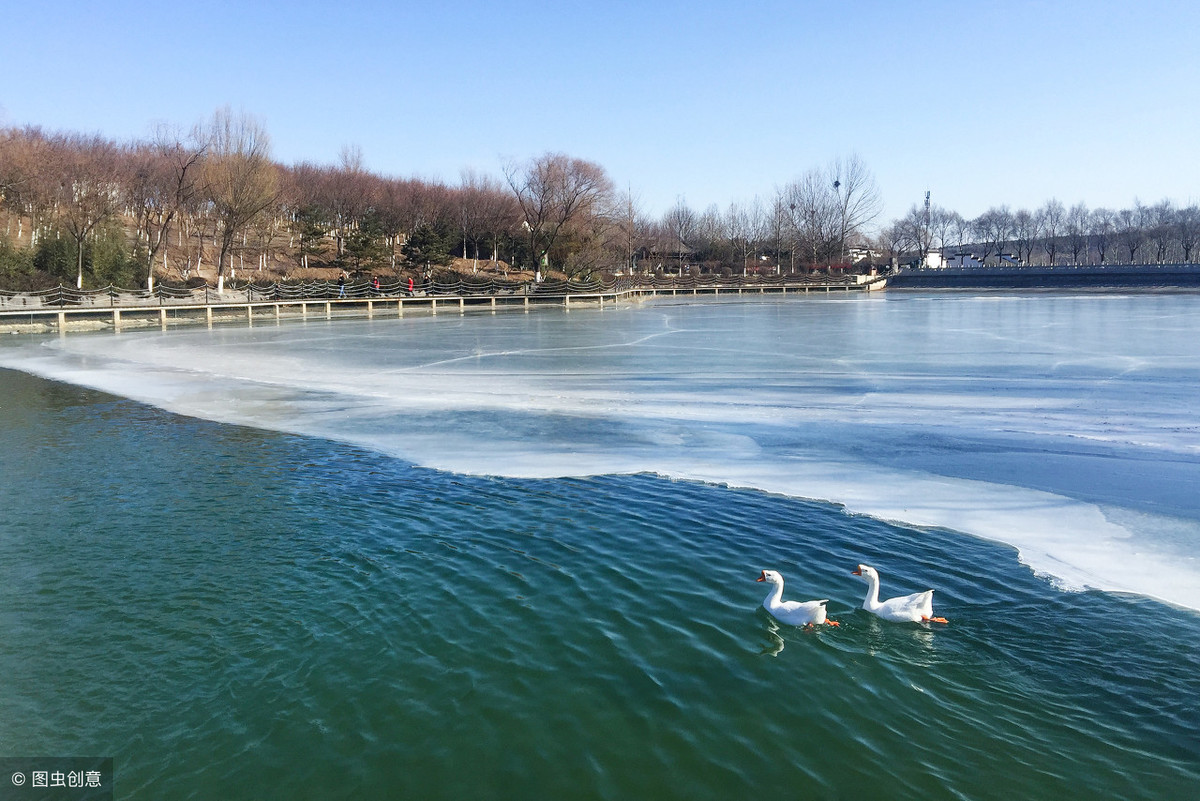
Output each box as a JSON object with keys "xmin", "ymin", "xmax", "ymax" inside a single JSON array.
[
  {"xmin": 55, "ymin": 134, "xmax": 122, "ymax": 288},
  {"xmin": 198, "ymin": 107, "xmax": 277, "ymax": 291},
  {"xmin": 1090, "ymin": 207, "xmax": 1115, "ymax": 264},
  {"xmin": 322, "ymin": 145, "xmax": 375, "ymax": 259},
  {"xmin": 724, "ymin": 201, "xmax": 755, "ymax": 275},
  {"xmin": 372, "ymin": 178, "xmax": 411, "ymax": 274},
  {"xmin": 695, "ymin": 204, "xmax": 727, "ymax": 269},
  {"xmin": 1037, "ymin": 199, "xmax": 1065, "ymax": 266},
  {"xmin": 1065, "ymin": 202, "xmax": 1089, "ymax": 264},
  {"xmin": 0, "ymin": 127, "xmax": 61, "ymax": 247},
  {"xmin": 949, "ymin": 212, "xmax": 972, "ymax": 257},
  {"xmin": 1011, "ymin": 208, "xmax": 1041, "ymax": 265},
  {"xmin": 479, "ymin": 183, "xmax": 520, "ymax": 266},
  {"xmin": 779, "ymin": 170, "xmax": 839, "ymax": 269},
  {"xmin": 504, "ymin": 153, "xmax": 612, "ymax": 278},
  {"xmin": 663, "ymin": 198, "xmax": 698, "ymax": 272},
  {"xmin": 1177, "ymin": 204, "xmax": 1200, "ymax": 263},
  {"xmin": 279, "ymin": 161, "xmax": 331, "ymax": 271},
  {"xmin": 973, "ymin": 206, "xmax": 1014, "ymax": 265},
  {"xmin": 745, "ymin": 198, "xmax": 769, "ymax": 268},
  {"xmin": 556, "ymin": 199, "xmax": 617, "ymax": 279},
  {"xmin": 875, "ymin": 223, "xmax": 906, "ymax": 267},
  {"xmin": 457, "ymin": 171, "xmax": 512, "ymax": 270},
  {"xmin": 766, "ymin": 194, "xmax": 790, "ymax": 273},
  {"xmin": 0, "ymin": 128, "xmax": 33, "ymax": 239},
  {"xmin": 1147, "ymin": 199, "xmax": 1175, "ymax": 263},
  {"xmin": 828, "ymin": 154, "xmax": 882, "ymax": 263},
  {"xmin": 931, "ymin": 206, "xmax": 963, "ymax": 252},
  {"xmin": 125, "ymin": 127, "xmax": 206, "ymax": 289},
  {"xmin": 897, "ymin": 202, "xmax": 934, "ymax": 262},
  {"xmin": 613, "ymin": 187, "xmax": 650, "ymax": 274},
  {"xmin": 391, "ymin": 179, "xmax": 453, "ymax": 243},
  {"xmin": 1115, "ymin": 202, "xmax": 1146, "ymax": 264}
]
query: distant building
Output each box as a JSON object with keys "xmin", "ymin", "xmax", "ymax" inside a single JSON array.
[
  {"xmin": 936, "ymin": 251, "xmax": 1024, "ymax": 269},
  {"xmin": 922, "ymin": 249, "xmax": 946, "ymax": 269},
  {"xmin": 943, "ymin": 252, "xmax": 986, "ymax": 269},
  {"xmin": 848, "ymin": 246, "xmax": 882, "ymax": 264}
]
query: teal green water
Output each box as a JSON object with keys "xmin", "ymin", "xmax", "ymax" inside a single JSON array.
[{"xmin": 1, "ymin": 367, "xmax": 1197, "ymax": 800}]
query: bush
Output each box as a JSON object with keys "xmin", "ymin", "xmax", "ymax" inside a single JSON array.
[
  {"xmin": 10, "ymin": 225, "xmax": 145, "ymax": 289},
  {"xmin": 0, "ymin": 237, "xmax": 59, "ymax": 291},
  {"xmin": 88, "ymin": 229, "xmax": 142, "ymax": 287},
  {"xmin": 32, "ymin": 236, "xmax": 74, "ymax": 282},
  {"xmin": 0, "ymin": 236, "xmax": 33, "ymax": 278},
  {"xmin": 401, "ymin": 224, "xmax": 454, "ymax": 268}
]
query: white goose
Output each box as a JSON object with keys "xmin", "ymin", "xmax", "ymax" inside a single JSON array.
[
  {"xmin": 756, "ymin": 570, "xmax": 839, "ymax": 628},
  {"xmin": 852, "ymin": 564, "xmax": 947, "ymax": 624}
]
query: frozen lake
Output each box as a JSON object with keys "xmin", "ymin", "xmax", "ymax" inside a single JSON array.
[{"xmin": 4, "ymin": 290, "xmax": 1198, "ymax": 609}]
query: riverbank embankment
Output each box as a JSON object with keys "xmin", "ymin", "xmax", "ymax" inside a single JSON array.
[{"xmin": 890, "ymin": 263, "xmax": 1200, "ymax": 289}]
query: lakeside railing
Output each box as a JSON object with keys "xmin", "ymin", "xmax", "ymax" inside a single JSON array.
[{"xmin": 0, "ymin": 272, "xmax": 867, "ymax": 310}]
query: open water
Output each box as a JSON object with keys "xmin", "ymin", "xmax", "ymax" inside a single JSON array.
[{"xmin": 1, "ymin": 291, "xmax": 1198, "ymax": 799}]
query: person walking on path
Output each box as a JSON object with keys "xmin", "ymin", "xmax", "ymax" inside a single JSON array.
[{"xmin": 337, "ymin": 273, "xmax": 347, "ymax": 298}]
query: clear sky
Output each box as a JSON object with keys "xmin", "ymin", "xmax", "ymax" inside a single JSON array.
[{"xmin": 3, "ymin": 0, "xmax": 1197, "ymax": 226}]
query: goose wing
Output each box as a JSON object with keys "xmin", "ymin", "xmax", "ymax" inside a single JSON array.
[{"xmin": 878, "ymin": 590, "xmax": 934, "ymax": 622}]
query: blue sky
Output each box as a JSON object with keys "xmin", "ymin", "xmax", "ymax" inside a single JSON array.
[{"xmin": 3, "ymin": 0, "xmax": 1197, "ymax": 225}]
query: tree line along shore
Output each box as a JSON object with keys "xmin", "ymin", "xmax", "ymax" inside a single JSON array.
[{"xmin": 2, "ymin": 108, "xmax": 1196, "ymax": 294}]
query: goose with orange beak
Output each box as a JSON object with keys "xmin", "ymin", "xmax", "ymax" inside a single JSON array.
[
  {"xmin": 756, "ymin": 570, "xmax": 839, "ymax": 628},
  {"xmin": 852, "ymin": 564, "xmax": 948, "ymax": 624}
]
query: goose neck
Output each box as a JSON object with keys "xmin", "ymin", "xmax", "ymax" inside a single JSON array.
[
  {"xmin": 764, "ymin": 581, "xmax": 784, "ymax": 607},
  {"xmin": 862, "ymin": 573, "xmax": 881, "ymax": 610}
]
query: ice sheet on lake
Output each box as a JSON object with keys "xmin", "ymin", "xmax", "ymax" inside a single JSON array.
[{"xmin": 3, "ymin": 293, "xmax": 1199, "ymax": 609}]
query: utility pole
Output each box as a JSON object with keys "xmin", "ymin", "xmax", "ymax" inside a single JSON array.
[{"xmin": 924, "ymin": 190, "xmax": 932, "ymax": 267}]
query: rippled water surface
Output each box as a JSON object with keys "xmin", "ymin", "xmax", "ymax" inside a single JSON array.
[{"xmin": 2, "ymin": 293, "xmax": 1199, "ymax": 799}]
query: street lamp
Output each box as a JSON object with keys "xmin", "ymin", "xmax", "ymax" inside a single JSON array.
[{"xmin": 788, "ymin": 203, "xmax": 796, "ymax": 275}]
